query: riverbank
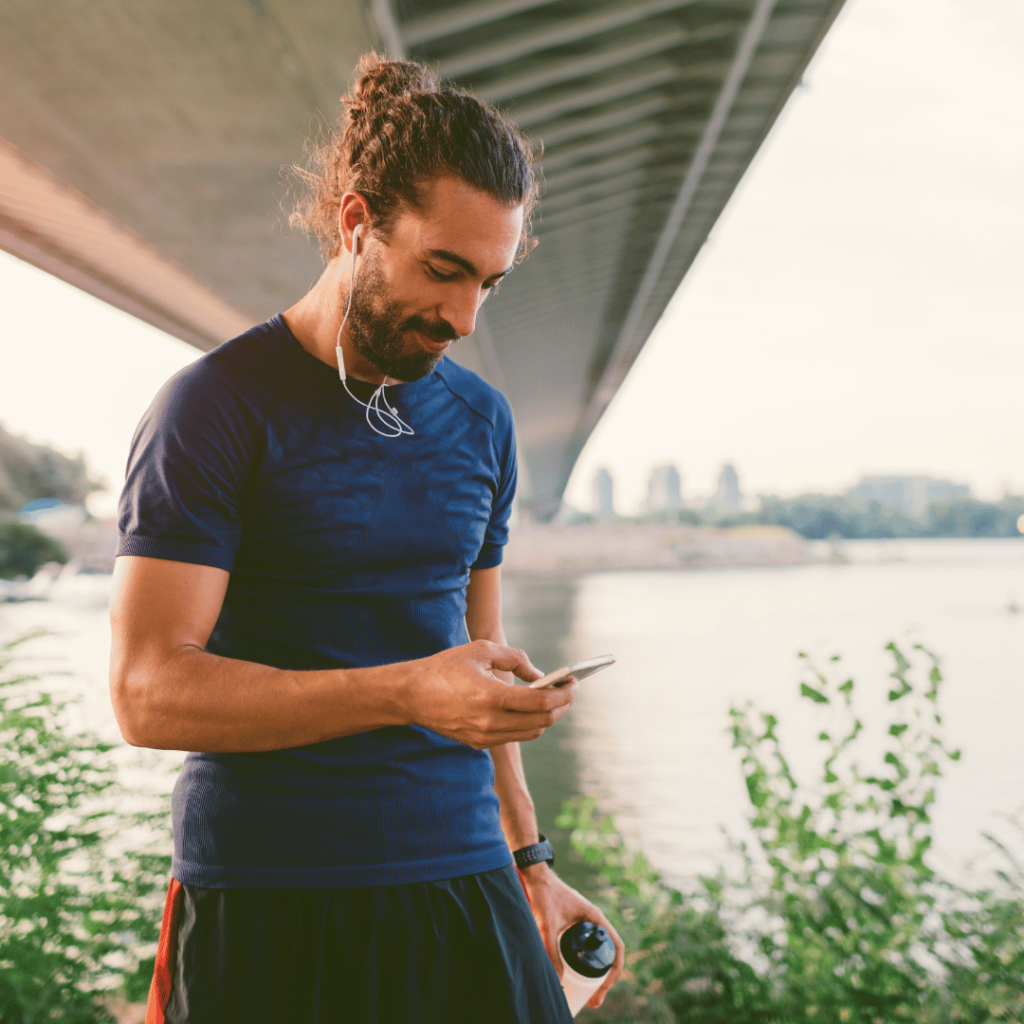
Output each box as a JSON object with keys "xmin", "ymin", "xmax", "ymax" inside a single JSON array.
[
  {"xmin": 6, "ymin": 520, "xmax": 818, "ymax": 588},
  {"xmin": 503, "ymin": 521, "xmax": 817, "ymax": 575}
]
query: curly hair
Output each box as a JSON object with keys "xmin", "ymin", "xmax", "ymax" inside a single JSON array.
[{"xmin": 290, "ymin": 53, "xmax": 540, "ymax": 262}]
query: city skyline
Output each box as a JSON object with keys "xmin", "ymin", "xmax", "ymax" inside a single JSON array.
[{"xmin": 584, "ymin": 463, "xmax": 980, "ymax": 519}]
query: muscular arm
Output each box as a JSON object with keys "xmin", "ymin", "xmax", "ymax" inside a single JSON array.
[
  {"xmin": 466, "ymin": 566, "xmax": 565, "ymax": 858},
  {"xmin": 109, "ymin": 555, "xmax": 571, "ymax": 753}
]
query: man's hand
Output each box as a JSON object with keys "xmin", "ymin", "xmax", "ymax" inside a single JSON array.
[
  {"xmin": 410, "ymin": 640, "xmax": 578, "ymax": 750},
  {"xmin": 519, "ymin": 866, "xmax": 626, "ymax": 1009}
]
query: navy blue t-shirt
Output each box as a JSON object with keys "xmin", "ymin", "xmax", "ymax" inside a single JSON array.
[{"xmin": 118, "ymin": 315, "xmax": 518, "ymax": 888}]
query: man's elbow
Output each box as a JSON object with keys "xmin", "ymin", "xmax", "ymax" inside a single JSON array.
[{"xmin": 109, "ymin": 663, "xmax": 164, "ymax": 748}]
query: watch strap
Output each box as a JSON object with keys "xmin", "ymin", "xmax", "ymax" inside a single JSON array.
[{"xmin": 513, "ymin": 834, "xmax": 555, "ymax": 869}]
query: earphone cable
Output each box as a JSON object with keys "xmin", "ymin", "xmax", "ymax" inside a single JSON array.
[{"xmin": 335, "ymin": 225, "xmax": 414, "ymax": 438}]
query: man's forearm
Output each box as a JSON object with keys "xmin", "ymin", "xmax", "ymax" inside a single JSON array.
[
  {"xmin": 458, "ymin": 564, "xmax": 557, "ymax": 871},
  {"xmin": 491, "ymin": 739, "xmax": 558, "ymax": 881},
  {"xmin": 111, "ymin": 558, "xmax": 563, "ymax": 755},
  {"xmin": 113, "ymin": 646, "xmax": 414, "ymax": 752},
  {"xmin": 490, "ymin": 740, "xmax": 541, "ymax": 850}
]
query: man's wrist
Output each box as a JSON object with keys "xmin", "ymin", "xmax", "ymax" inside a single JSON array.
[
  {"xmin": 383, "ymin": 659, "xmax": 419, "ymax": 727},
  {"xmin": 518, "ymin": 859, "xmax": 555, "ymax": 882},
  {"xmin": 513, "ymin": 833, "xmax": 555, "ymax": 871}
]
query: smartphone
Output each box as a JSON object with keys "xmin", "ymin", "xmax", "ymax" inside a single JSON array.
[{"xmin": 528, "ymin": 654, "xmax": 616, "ymax": 689}]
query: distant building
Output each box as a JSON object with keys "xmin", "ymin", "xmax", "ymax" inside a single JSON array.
[
  {"xmin": 592, "ymin": 466, "xmax": 616, "ymax": 519},
  {"xmin": 709, "ymin": 463, "xmax": 742, "ymax": 511},
  {"xmin": 848, "ymin": 475, "xmax": 971, "ymax": 517},
  {"xmin": 645, "ymin": 464, "xmax": 682, "ymax": 513}
]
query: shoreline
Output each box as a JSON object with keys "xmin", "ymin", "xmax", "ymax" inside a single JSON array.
[{"xmin": 503, "ymin": 522, "xmax": 819, "ymax": 575}]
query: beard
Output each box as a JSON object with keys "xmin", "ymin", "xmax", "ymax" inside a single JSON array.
[{"xmin": 344, "ymin": 247, "xmax": 460, "ymax": 382}]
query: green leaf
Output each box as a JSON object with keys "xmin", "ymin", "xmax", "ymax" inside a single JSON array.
[
  {"xmin": 889, "ymin": 724, "xmax": 909, "ymax": 737},
  {"xmin": 800, "ymin": 683, "xmax": 829, "ymax": 704},
  {"xmin": 888, "ymin": 680, "xmax": 912, "ymax": 701},
  {"xmin": 745, "ymin": 768, "xmax": 769, "ymax": 808}
]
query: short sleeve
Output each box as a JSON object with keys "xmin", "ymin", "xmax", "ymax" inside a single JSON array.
[
  {"xmin": 117, "ymin": 363, "xmax": 259, "ymax": 572},
  {"xmin": 471, "ymin": 398, "xmax": 518, "ymax": 571}
]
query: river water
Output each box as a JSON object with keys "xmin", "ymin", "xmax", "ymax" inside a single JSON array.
[{"xmin": 3, "ymin": 538, "xmax": 1022, "ymax": 891}]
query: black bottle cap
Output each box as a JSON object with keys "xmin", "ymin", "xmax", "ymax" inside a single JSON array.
[{"xmin": 559, "ymin": 921, "xmax": 616, "ymax": 979}]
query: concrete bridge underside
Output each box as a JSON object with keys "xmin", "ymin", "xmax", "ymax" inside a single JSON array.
[{"xmin": 0, "ymin": 0, "xmax": 846, "ymax": 517}]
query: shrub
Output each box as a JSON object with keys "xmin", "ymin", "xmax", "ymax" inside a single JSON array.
[
  {"xmin": 559, "ymin": 643, "xmax": 1024, "ymax": 1023},
  {"xmin": 0, "ymin": 631, "xmax": 170, "ymax": 1023}
]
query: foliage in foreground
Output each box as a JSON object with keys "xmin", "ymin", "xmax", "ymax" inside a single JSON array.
[
  {"xmin": 560, "ymin": 643, "xmax": 1024, "ymax": 1023},
  {"xmin": 0, "ymin": 632, "xmax": 170, "ymax": 1023}
]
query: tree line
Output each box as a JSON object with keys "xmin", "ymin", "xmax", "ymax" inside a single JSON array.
[
  {"xmin": 0, "ymin": 422, "xmax": 102, "ymax": 579},
  {"xmin": 639, "ymin": 493, "xmax": 1024, "ymax": 540}
]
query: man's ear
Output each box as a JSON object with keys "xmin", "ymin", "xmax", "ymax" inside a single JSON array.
[{"xmin": 338, "ymin": 192, "xmax": 371, "ymax": 256}]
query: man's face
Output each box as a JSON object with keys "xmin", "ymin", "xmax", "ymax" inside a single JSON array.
[{"xmin": 343, "ymin": 176, "xmax": 524, "ymax": 383}]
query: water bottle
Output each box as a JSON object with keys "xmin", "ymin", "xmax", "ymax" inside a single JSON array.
[{"xmin": 558, "ymin": 921, "xmax": 617, "ymax": 1016}]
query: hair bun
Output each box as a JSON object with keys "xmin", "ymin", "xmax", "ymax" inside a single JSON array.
[
  {"xmin": 350, "ymin": 53, "xmax": 438, "ymax": 116},
  {"xmin": 292, "ymin": 50, "xmax": 537, "ymax": 264}
]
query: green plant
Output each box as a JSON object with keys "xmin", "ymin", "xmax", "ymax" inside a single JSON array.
[
  {"xmin": 557, "ymin": 795, "xmax": 767, "ymax": 1023},
  {"xmin": 724, "ymin": 643, "xmax": 961, "ymax": 1022},
  {"xmin": 931, "ymin": 816, "xmax": 1024, "ymax": 1022},
  {"xmin": 0, "ymin": 631, "xmax": 170, "ymax": 1023},
  {"xmin": 558, "ymin": 643, "xmax": 1024, "ymax": 1023}
]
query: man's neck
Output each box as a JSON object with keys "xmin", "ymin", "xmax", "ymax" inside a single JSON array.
[{"xmin": 282, "ymin": 260, "xmax": 387, "ymax": 385}]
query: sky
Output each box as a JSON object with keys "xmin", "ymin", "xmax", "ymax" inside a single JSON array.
[
  {"xmin": 563, "ymin": 0, "xmax": 1024, "ymax": 512},
  {"xmin": 0, "ymin": 0, "xmax": 1022, "ymax": 519}
]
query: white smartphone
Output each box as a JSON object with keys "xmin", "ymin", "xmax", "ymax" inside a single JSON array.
[{"xmin": 528, "ymin": 654, "xmax": 616, "ymax": 689}]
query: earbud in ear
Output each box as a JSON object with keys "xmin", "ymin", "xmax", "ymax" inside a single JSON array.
[{"xmin": 352, "ymin": 223, "xmax": 363, "ymax": 256}]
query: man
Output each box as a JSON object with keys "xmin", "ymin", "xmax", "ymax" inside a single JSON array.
[{"xmin": 110, "ymin": 54, "xmax": 624, "ymax": 1023}]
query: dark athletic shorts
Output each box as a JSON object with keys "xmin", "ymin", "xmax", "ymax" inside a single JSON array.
[{"xmin": 145, "ymin": 863, "xmax": 574, "ymax": 1024}]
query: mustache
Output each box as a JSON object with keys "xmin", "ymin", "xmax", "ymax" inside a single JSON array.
[{"xmin": 405, "ymin": 315, "xmax": 460, "ymax": 345}]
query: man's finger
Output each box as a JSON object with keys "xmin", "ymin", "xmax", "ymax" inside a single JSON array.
[
  {"xmin": 498, "ymin": 679, "xmax": 577, "ymax": 713},
  {"xmin": 541, "ymin": 927, "xmax": 563, "ymax": 979},
  {"xmin": 483, "ymin": 643, "xmax": 541, "ymax": 679}
]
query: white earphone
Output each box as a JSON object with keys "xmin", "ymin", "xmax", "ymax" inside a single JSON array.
[{"xmin": 335, "ymin": 219, "xmax": 414, "ymax": 438}]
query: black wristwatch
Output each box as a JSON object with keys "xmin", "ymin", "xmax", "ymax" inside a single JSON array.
[{"xmin": 513, "ymin": 834, "xmax": 555, "ymax": 869}]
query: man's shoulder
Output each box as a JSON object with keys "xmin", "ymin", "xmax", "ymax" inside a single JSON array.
[
  {"xmin": 433, "ymin": 358, "xmax": 513, "ymax": 430},
  {"xmin": 160, "ymin": 316, "xmax": 300, "ymax": 415}
]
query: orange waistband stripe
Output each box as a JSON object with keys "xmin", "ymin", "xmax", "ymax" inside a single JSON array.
[{"xmin": 145, "ymin": 878, "xmax": 183, "ymax": 1024}]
